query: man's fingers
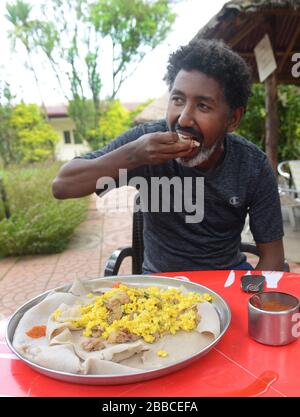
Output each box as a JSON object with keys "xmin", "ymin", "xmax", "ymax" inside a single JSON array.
[
  {"xmin": 143, "ymin": 132, "xmax": 199, "ymax": 164},
  {"xmin": 156, "ymin": 131, "xmax": 180, "ymax": 144},
  {"xmin": 156, "ymin": 147, "xmax": 197, "ymax": 162},
  {"xmin": 157, "ymin": 139, "xmax": 195, "ymax": 154}
]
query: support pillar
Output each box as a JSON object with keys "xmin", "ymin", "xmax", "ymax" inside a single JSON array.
[{"xmin": 265, "ymin": 71, "xmax": 279, "ymax": 174}]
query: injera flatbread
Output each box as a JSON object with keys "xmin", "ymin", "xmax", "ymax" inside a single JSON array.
[{"xmin": 13, "ymin": 278, "xmax": 220, "ymax": 375}]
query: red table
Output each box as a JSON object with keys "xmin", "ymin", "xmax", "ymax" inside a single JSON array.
[{"xmin": 1, "ymin": 270, "xmax": 300, "ymax": 397}]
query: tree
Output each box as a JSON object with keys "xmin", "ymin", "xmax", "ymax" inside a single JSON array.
[
  {"xmin": 87, "ymin": 98, "xmax": 152, "ymax": 150},
  {"xmin": 9, "ymin": 103, "xmax": 59, "ymax": 163},
  {"xmin": 277, "ymin": 85, "xmax": 300, "ymax": 160},
  {"xmin": 237, "ymin": 84, "xmax": 266, "ymax": 149},
  {"xmin": 0, "ymin": 85, "xmax": 58, "ymax": 166},
  {"xmin": 90, "ymin": 0, "xmax": 176, "ymax": 98},
  {"xmin": 237, "ymin": 84, "xmax": 300, "ymax": 161},
  {"xmin": 5, "ymin": 0, "xmax": 177, "ymax": 144},
  {"xmin": 0, "ymin": 82, "xmax": 18, "ymax": 167},
  {"xmin": 97, "ymin": 100, "xmax": 131, "ymax": 145},
  {"xmin": 5, "ymin": 0, "xmax": 48, "ymax": 115}
]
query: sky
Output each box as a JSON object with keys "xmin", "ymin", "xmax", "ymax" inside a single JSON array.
[{"xmin": 0, "ymin": 0, "xmax": 227, "ymax": 105}]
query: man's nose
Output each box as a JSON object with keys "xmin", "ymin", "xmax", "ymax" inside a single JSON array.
[{"xmin": 178, "ymin": 105, "xmax": 195, "ymax": 127}]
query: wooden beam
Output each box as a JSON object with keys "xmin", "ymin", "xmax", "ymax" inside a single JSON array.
[
  {"xmin": 278, "ymin": 24, "xmax": 300, "ymax": 73},
  {"xmin": 240, "ymin": 51, "xmax": 299, "ymax": 58},
  {"xmin": 265, "ymin": 72, "xmax": 279, "ymax": 174},
  {"xmin": 251, "ymin": 76, "xmax": 300, "ymax": 84},
  {"xmin": 278, "ymin": 78, "xmax": 300, "ymax": 84},
  {"xmin": 228, "ymin": 16, "xmax": 263, "ymax": 47},
  {"xmin": 260, "ymin": 10, "xmax": 300, "ymax": 16}
]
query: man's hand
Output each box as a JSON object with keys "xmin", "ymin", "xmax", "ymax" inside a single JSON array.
[{"xmin": 131, "ymin": 131, "xmax": 198, "ymax": 165}]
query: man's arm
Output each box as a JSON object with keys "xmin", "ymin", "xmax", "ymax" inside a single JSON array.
[
  {"xmin": 52, "ymin": 132, "xmax": 196, "ymax": 199},
  {"xmin": 52, "ymin": 143, "xmax": 140, "ymax": 199},
  {"xmin": 254, "ymin": 239, "xmax": 285, "ymax": 271}
]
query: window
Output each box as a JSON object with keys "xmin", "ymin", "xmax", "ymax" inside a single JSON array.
[{"xmin": 63, "ymin": 131, "xmax": 71, "ymax": 144}]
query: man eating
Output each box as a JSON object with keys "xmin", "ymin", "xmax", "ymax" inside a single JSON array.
[{"xmin": 52, "ymin": 39, "xmax": 285, "ymax": 273}]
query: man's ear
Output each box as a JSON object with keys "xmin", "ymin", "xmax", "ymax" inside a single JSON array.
[{"xmin": 226, "ymin": 107, "xmax": 245, "ymax": 132}]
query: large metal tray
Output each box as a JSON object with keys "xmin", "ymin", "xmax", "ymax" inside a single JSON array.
[{"xmin": 6, "ymin": 275, "xmax": 231, "ymax": 385}]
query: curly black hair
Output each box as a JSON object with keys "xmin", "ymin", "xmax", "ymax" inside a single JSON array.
[{"xmin": 164, "ymin": 38, "xmax": 252, "ymax": 110}]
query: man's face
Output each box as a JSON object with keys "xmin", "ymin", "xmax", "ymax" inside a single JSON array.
[{"xmin": 166, "ymin": 69, "xmax": 234, "ymax": 169}]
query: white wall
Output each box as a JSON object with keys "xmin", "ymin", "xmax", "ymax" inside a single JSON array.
[{"xmin": 48, "ymin": 116, "xmax": 90, "ymax": 161}]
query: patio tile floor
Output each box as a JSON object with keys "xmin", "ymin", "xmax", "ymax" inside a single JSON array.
[{"xmin": 1, "ymin": 187, "xmax": 300, "ymax": 318}]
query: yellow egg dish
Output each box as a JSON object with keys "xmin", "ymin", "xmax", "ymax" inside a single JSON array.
[{"xmin": 52, "ymin": 284, "xmax": 212, "ymax": 345}]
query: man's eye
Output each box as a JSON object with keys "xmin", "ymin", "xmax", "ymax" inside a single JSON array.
[
  {"xmin": 198, "ymin": 103, "xmax": 210, "ymax": 110},
  {"xmin": 171, "ymin": 96, "xmax": 184, "ymax": 105}
]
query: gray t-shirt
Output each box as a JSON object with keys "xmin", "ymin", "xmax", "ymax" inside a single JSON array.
[{"xmin": 77, "ymin": 119, "xmax": 283, "ymax": 272}]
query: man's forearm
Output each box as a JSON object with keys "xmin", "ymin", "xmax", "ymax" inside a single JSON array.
[
  {"xmin": 254, "ymin": 240, "xmax": 285, "ymax": 271},
  {"xmin": 255, "ymin": 257, "xmax": 285, "ymax": 272},
  {"xmin": 52, "ymin": 142, "xmax": 140, "ymax": 199}
]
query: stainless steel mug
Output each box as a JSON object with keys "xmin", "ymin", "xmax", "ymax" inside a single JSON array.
[{"xmin": 248, "ymin": 291, "xmax": 300, "ymax": 346}]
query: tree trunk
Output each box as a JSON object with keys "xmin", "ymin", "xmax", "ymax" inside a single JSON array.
[
  {"xmin": 265, "ymin": 71, "xmax": 279, "ymax": 174},
  {"xmin": 265, "ymin": 72, "xmax": 279, "ymax": 174},
  {"xmin": 0, "ymin": 176, "xmax": 11, "ymax": 219}
]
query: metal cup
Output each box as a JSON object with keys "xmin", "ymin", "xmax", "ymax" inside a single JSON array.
[{"xmin": 248, "ymin": 291, "xmax": 300, "ymax": 346}]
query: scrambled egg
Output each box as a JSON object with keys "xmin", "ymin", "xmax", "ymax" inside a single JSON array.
[
  {"xmin": 52, "ymin": 284, "xmax": 212, "ymax": 344},
  {"xmin": 157, "ymin": 350, "xmax": 169, "ymax": 357}
]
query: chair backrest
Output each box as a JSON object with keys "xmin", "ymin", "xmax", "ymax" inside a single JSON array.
[
  {"xmin": 278, "ymin": 160, "xmax": 300, "ymax": 191},
  {"xmin": 131, "ymin": 194, "xmax": 144, "ymax": 274},
  {"xmin": 289, "ymin": 161, "xmax": 300, "ymax": 192}
]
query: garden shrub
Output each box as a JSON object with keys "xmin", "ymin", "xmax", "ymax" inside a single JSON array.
[{"xmin": 0, "ymin": 162, "xmax": 88, "ymax": 257}]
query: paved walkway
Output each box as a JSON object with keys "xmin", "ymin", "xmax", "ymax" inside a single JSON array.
[
  {"xmin": 0, "ymin": 187, "xmax": 300, "ymax": 318},
  {"xmin": 0, "ymin": 189, "xmax": 136, "ymax": 318}
]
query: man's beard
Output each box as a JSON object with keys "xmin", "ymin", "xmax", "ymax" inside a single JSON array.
[{"xmin": 176, "ymin": 141, "xmax": 219, "ymax": 168}]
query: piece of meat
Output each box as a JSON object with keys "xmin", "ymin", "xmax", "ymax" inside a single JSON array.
[
  {"xmin": 104, "ymin": 290, "xmax": 130, "ymax": 310},
  {"xmin": 107, "ymin": 304, "xmax": 123, "ymax": 324},
  {"xmin": 152, "ymin": 331, "xmax": 161, "ymax": 342},
  {"xmin": 107, "ymin": 328, "xmax": 140, "ymax": 344},
  {"xmin": 91, "ymin": 325, "xmax": 103, "ymax": 338},
  {"xmin": 81, "ymin": 338, "xmax": 105, "ymax": 352}
]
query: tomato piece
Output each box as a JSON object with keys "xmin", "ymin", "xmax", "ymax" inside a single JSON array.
[{"xmin": 26, "ymin": 325, "xmax": 47, "ymax": 338}]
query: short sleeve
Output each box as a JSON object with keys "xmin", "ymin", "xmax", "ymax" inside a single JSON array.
[
  {"xmin": 248, "ymin": 157, "xmax": 284, "ymax": 243},
  {"xmin": 74, "ymin": 123, "xmax": 146, "ymax": 160}
]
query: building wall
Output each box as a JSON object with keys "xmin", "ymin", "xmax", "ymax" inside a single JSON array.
[{"xmin": 48, "ymin": 116, "xmax": 90, "ymax": 161}]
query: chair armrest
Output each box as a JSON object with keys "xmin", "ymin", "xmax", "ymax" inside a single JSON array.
[
  {"xmin": 283, "ymin": 261, "xmax": 290, "ymax": 272},
  {"xmin": 278, "ymin": 161, "xmax": 290, "ymax": 180},
  {"xmin": 240, "ymin": 242, "xmax": 259, "ymax": 256},
  {"xmin": 279, "ymin": 186, "xmax": 299, "ymax": 194},
  {"xmin": 104, "ymin": 246, "xmax": 133, "ymax": 276}
]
